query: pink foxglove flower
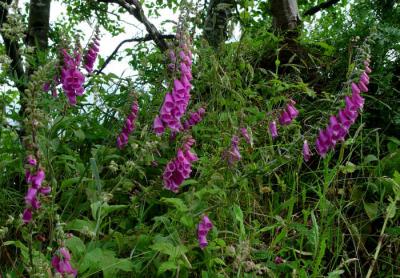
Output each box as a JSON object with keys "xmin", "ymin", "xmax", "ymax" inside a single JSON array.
[
  {"xmin": 225, "ymin": 135, "xmax": 241, "ymax": 165},
  {"xmin": 22, "ymin": 166, "xmax": 50, "ymax": 224},
  {"xmin": 52, "ymin": 247, "xmax": 77, "ymax": 277},
  {"xmin": 240, "ymin": 127, "xmax": 251, "ymax": 145},
  {"xmin": 163, "ymin": 137, "xmax": 198, "ymax": 192},
  {"xmin": 269, "ymin": 121, "xmax": 278, "ymax": 139},
  {"xmin": 83, "ymin": 34, "xmax": 100, "ymax": 73},
  {"xmin": 316, "ymin": 60, "xmax": 370, "ymax": 158},
  {"xmin": 302, "ymin": 140, "xmax": 311, "ymax": 162},
  {"xmin": 117, "ymin": 100, "xmax": 139, "ymax": 149},
  {"xmin": 182, "ymin": 107, "xmax": 205, "ymax": 130},
  {"xmin": 154, "ymin": 32, "xmax": 193, "ymax": 134},
  {"xmin": 197, "ymin": 215, "xmax": 213, "ymax": 249},
  {"xmin": 279, "ymin": 100, "xmax": 299, "ymax": 126},
  {"xmin": 60, "ymin": 48, "xmax": 85, "ymax": 105}
]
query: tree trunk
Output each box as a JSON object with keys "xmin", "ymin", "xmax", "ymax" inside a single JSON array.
[
  {"xmin": 26, "ymin": 0, "xmax": 51, "ymax": 62},
  {"xmin": 271, "ymin": 0, "xmax": 300, "ymax": 32},
  {"xmin": 204, "ymin": 0, "xmax": 235, "ymax": 48},
  {"xmin": 0, "ymin": 0, "xmax": 26, "ymax": 92}
]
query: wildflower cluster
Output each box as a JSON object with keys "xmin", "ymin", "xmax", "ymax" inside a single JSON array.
[
  {"xmin": 60, "ymin": 48, "xmax": 85, "ymax": 105},
  {"xmin": 163, "ymin": 137, "xmax": 198, "ymax": 192},
  {"xmin": 153, "ymin": 32, "xmax": 193, "ymax": 134},
  {"xmin": 268, "ymin": 100, "xmax": 299, "ymax": 139},
  {"xmin": 316, "ymin": 58, "xmax": 370, "ymax": 157},
  {"xmin": 182, "ymin": 107, "xmax": 205, "ymax": 130},
  {"xmin": 117, "ymin": 99, "xmax": 139, "ymax": 149},
  {"xmin": 83, "ymin": 33, "xmax": 100, "ymax": 74},
  {"xmin": 23, "ymin": 159, "xmax": 50, "ymax": 223},
  {"xmin": 279, "ymin": 100, "xmax": 299, "ymax": 125},
  {"xmin": 224, "ymin": 135, "xmax": 241, "ymax": 165},
  {"xmin": 45, "ymin": 33, "xmax": 100, "ymax": 105},
  {"xmin": 51, "ymin": 247, "xmax": 77, "ymax": 277},
  {"xmin": 197, "ymin": 215, "xmax": 213, "ymax": 249},
  {"xmin": 240, "ymin": 127, "xmax": 251, "ymax": 145}
]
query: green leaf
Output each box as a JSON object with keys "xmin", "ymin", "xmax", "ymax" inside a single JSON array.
[
  {"xmin": 364, "ymin": 202, "xmax": 379, "ymax": 220},
  {"xmin": 364, "ymin": 154, "xmax": 378, "ymax": 164},
  {"xmin": 65, "ymin": 236, "xmax": 86, "ymax": 258},
  {"xmin": 157, "ymin": 261, "xmax": 178, "ymax": 275},
  {"xmin": 161, "ymin": 197, "xmax": 188, "ymax": 212},
  {"xmin": 339, "ymin": 161, "xmax": 357, "ymax": 174}
]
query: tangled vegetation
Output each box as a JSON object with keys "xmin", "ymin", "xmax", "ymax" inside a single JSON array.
[{"xmin": 0, "ymin": 0, "xmax": 399, "ymax": 277}]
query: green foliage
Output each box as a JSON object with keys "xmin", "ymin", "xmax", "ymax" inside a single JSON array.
[{"xmin": 1, "ymin": 0, "xmax": 400, "ymax": 277}]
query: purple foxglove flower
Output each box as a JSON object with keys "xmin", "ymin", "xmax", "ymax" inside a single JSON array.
[
  {"xmin": 26, "ymin": 155, "xmax": 37, "ymax": 166},
  {"xmin": 302, "ymin": 140, "xmax": 311, "ymax": 162},
  {"xmin": 364, "ymin": 60, "xmax": 369, "ymax": 67},
  {"xmin": 84, "ymin": 35, "xmax": 100, "ymax": 73},
  {"xmin": 338, "ymin": 109, "xmax": 353, "ymax": 129},
  {"xmin": 286, "ymin": 103, "xmax": 299, "ymax": 119},
  {"xmin": 345, "ymin": 96, "xmax": 358, "ymax": 112},
  {"xmin": 358, "ymin": 81, "xmax": 368, "ymax": 92},
  {"xmin": 351, "ymin": 82, "xmax": 360, "ymax": 95},
  {"xmin": 31, "ymin": 169, "xmax": 45, "ymax": 188},
  {"xmin": 116, "ymin": 100, "xmax": 139, "ymax": 149},
  {"xmin": 22, "ymin": 208, "xmax": 32, "ymax": 224},
  {"xmin": 153, "ymin": 116, "xmax": 165, "ymax": 135},
  {"xmin": 351, "ymin": 92, "xmax": 365, "ymax": 109},
  {"xmin": 365, "ymin": 66, "xmax": 372, "ymax": 74},
  {"xmin": 269, "ymin": 121, "xmax": 278, "ymax": 139},
  {"xmin": 25, "ymin": 187, "xmax": 38, "ymax": 206},
  {"xmin": 360, "ymin": 73, "xmax": 369, "ymax": 85},
  {"xmin": 198, "ymin": 235, "xmax": 208, "ymax": 249},
  {"xmin": 40, "ymin": 186, "xmax": 52, "ymax": 195},
  {"xmin": 274, "ymin": 256, "xmax": 284, "ymax": 264},
  {"xmin": 52, "ymin": 247, "xmax": 77, "ymax": 277},
  {"xmin": 316, "ymin": 137, "xmax": 328, "ymax": 157},
  {"xmin": 197, "ymin": 216, "xmax": 213, "ymax": 249},
  {"xmin": 173, "ymin": 79, "xmax": 185, "ymax": 94},
  {"xmin": 168, "ymin": 50, "xmax": 176, "ymax": 62},
  {"xmin": 240, "ymin": 127, "xmax": 251, "ymax": 144},
  {"xmin": 43, "ymin": 82, "xmax": 51, "ymax": 92},
  {"xmin": 279, "ymin": 110, "xmax": 292, "ymax": 125},
  {"xmin": 184, "ymin": 150, "xmax": 198, "ymax": 162}
]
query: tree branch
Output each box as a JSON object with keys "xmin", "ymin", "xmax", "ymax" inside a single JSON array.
[
  {"xmin": 303, "ymin": 0, "xmax": 340, "ymax": 16},
  {"xmin": 94, "ymin": 34, "xmax": 175, "ymax": 75},
  {"xmin": 98, "ymin": 0, "xmax": 170, "ymax": 51}
]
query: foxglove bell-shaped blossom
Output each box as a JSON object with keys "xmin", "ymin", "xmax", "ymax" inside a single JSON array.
[
  {"xmin": 83, "ymin": 34, "xmax": 100, "ymax": 73},
  {"xmin": 60, "ymin": 49, "xmax": 85, "ymax": 105},
  {"xmin": 154, "ymin": 33, "xmax": 193, "ymax": 134},
  {"xmin": 182, "ymin": 107, "xmax": 205, "ymax": 130},
  {"xmin": 22, "ymin": 167, "xmax": 50, "ymax": 224},
  {"xmin": 240, "ymin": 127, "xmax": 251, "ymax": 145},
  {"xmin": 117, "ymin": 100, "xmax": 139, "ymax": 149},
  {"xmin": 315, "ymin": 59, "xmax": 370, "ymax": 157},
  {"xmin": 269, "ymin": 121, "xmax": 278, "ymax": 139},
  {"xmin": 52, "ymin": 247, "xmax": 77, "ymax": 277},
  {"xmin": 278, "ymin": 100, "xmax": 299, "ymax": 126},
  {"xmin": 163, "ymin": 137, "xmax": 198, "ymax": 192},
  {"xmin": 303, "ymin": 140, "xmax": 311, "ymax": 162},
  {"xmin": 198, "ymin": 216, "xmax": 213, "ymax": 249},
  {"xmin": 225, "ymin": 135, "xmax": 241, "ymax": 165}
]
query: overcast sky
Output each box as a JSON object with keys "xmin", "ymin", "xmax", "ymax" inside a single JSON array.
[{"xmin": 49, "ymin": 1, "xmax": 179, "ymax": 77}]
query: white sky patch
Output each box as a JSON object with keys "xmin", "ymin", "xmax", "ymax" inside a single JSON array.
[{"xmin": 49, "ymin": 1, "xmax": 179, "ymax": 77}]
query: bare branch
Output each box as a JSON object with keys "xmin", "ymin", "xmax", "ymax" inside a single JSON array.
[
  {"xmin": 94, "ymin": 34, "xmax": 175, "ymax": 75},
  {"xmin": 98, "ymin": 0, "xmax": 170, "ymax": 51},
  {"xmin": 303, "ymin": 0, "xmax": 340, "ymax": 16}
]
